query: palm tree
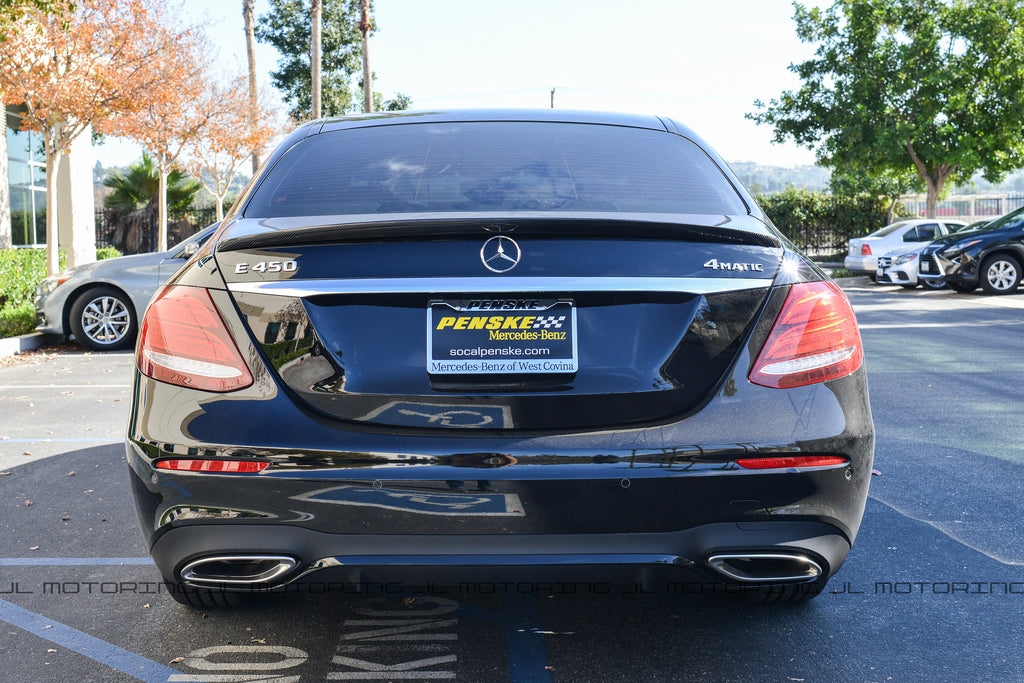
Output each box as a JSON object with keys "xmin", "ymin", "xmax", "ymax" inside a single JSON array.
[{"xmin": 102, "ymin": 152, "xmax": 200, "ymax": 253}]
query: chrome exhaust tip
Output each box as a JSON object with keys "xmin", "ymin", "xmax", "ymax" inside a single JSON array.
[
  {"xmin": 706, "ymin": 552, "xmax": 822, "ymax": 583},
  {"xmin": 180, "ymin": 555, "xmax": 298, "ymax": 586}
]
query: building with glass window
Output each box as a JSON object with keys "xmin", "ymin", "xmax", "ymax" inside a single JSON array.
[{"xmin": 2, "ymin": 105, "xmax": 95, "ymax": 266}]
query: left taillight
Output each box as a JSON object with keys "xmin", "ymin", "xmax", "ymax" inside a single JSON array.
[
  {"xmin": 749, "ymin": 280, "xmax": 863, "ymax": 389},
  {"xmin": 137, "ymin": 286, "xmax": 254, "ymax": 392}
]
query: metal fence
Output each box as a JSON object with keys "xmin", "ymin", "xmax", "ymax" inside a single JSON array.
[
  {"xmin": 95, "ymin": 207, "xmax": 219, "ymax": 254},
  {"xmin": 900, "ymin": 193, "xmax": 1024, "ymax": 221}
]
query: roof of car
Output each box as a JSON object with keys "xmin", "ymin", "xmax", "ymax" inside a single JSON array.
[{"xmin": 313, "ymin": 109, "xmax": 675, "ymax": 134}]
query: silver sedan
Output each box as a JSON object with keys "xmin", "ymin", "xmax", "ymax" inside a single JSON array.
[{"xmin": 34, "ymin": 225, "xmax": 217, "ymax": 351}]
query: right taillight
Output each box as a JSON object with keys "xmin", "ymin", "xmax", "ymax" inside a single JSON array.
[
  {"xmin": 749, "ymin": 281, "xmax": 863, "ymax": 389},
  {"xmin": 137, "ymin": 286, "xmax": 254, "ymax": 392},
  {"xmin": 860, "ymin": 243, "xmax": 872, "ymax": 256}
]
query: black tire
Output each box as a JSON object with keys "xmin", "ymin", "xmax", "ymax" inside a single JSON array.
[
  {"xmin": 68, "ymin": 286, "xmax": 137, "ymax": 351},
  {"xmin": 948, "ymin": 281, "xmax": 976, "ymax": 294},
  {"xmin": 980, "ymin": 254, "xmax": 1022, "ymax": 295},
  {"xmin": 919, "ymin": 278, "xmax": 946, "ymax": 290},
  {"xmin": 739, "ymin": 576, "xmax": 829, "ymax": 604},
  {"xmin": 900, "ymin": 283, "xmax": 918, "ymax": 290}
]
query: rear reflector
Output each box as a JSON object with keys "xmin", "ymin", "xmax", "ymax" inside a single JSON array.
[
  {"xmin": 155, "ymin": 459, "xmax": 269, "ymax": 473},
  {"xmin": 749, "ymin": 281, "xmax": 863, "ymax": 389},
  {"xmin": 137, "ymin": 286, "xmax": 254, "ymax": 392},
  {"xmin": 735, "ymin": 455, "xmax": 848, "ymax": 470}
]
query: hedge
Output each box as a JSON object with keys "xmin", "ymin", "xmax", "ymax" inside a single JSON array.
[
  {"xmin": 0, "ymin": 247, "xmax": 121, "ymax": 339},
  {"xmin": 755, "ymin": 189, "xmax": 900, "ymax": 258}
]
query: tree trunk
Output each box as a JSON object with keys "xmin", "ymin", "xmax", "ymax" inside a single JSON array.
[
  {"xmin": 215, "ymin": 194, "xmax": 225, "ymax": 222},
  {"xmin": 925, "ymin": 181, "xmax": 940, "ymax": 219},
  {"xmin": 0, "ymin": 106, "xmax": 10, "ymax": 249},
  {"xmin": 44, "ymin": 143, "xmax": 60, "ymax": 276},
  {"xmin": 360, "ymin": 0, "xmax": 372, "ymax": 113},
  {"xmin": 906, "ymin": 140, "xmax": 955, "ymax": 219},
  {"xmin": 311, "ymin": 0, "xmax": 322, "ymax": 119},
  {"xmin": 243, "ymin": 0, "xmax": 260, "ymax": 173},
  {"xmin": 158, "ymin": 167, "xmax": 169, "ymax": 252}
]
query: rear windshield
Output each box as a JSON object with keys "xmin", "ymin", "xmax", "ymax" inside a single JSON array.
[
  {"xmin": 243, "ymin": 121, "xmax": 748, "ymax": 218},
  {"xmin": 871, "ymin": 221, "xmax": 910, "ymax": 237}
]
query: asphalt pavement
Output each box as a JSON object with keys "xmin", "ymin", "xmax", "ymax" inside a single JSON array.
[{"xmin": 2, "ymin": 282, "xmax": 1023, "ymax": 682}]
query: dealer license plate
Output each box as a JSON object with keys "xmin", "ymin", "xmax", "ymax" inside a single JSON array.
[{"xmin": 427, "ymin": 299, "xmax": 578, "ymax": 375}]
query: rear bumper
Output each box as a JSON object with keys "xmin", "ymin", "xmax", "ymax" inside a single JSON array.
[
  {"xmin": 127, "ymin": 345, "xmax": 874, "ymax": 594},
  {"xmin": 844, "ymin": 256, "xmax": 875, "ymax": 273},
  {"xmin": 144, "ymin": 518, "xmax": 851, "ymax": 592}
]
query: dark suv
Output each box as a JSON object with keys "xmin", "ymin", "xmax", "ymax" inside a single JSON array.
[{"xmin": 919, "ymin": 207, "xmax": 1024, "ymax": 294}]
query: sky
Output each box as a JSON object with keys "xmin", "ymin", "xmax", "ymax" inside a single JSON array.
[{"xmin": 95, "ymin": 0, "xmax": 823, "ymax": 169}]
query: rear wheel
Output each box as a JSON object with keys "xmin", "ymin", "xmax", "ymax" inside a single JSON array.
[
  {"xmin": 980, "ymin": 254, "xmax": 1022, "ymax": 295},
  {"xmin": 68, "ymin": 286, "xmax": 137, "ymax": 351}
]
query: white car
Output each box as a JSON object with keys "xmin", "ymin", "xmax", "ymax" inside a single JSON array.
[
  {"xmin": 845, "ymin": 219, "xmax": 966, "ymax": 277},
  {"xmin": 875, "ymin": 243, "xmax": 946, "ymax": 289},
  {"xmin": 34, "ymin": 224, "xmax": 218, "ymax": 351}
]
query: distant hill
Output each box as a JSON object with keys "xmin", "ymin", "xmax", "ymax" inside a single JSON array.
[
  {"xmin": 729, "ymin": 162, "xmax": 1024, "ymax": 197},
  {"xmin": 729, "ymin": 162, "xmax": 831, "ymax": 194}
]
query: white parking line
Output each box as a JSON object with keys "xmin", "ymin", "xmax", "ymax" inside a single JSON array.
[
  {"xmin": 0, "ymin": 385, "xmax": 131, "ymax": 390},
  {"xmin": 859, "ymin": 320, "xmax": 1024, "ymax": 329}
]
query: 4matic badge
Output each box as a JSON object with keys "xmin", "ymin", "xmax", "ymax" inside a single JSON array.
[{"xmin": 703, "ymin": 258, "xmax": 764, "ymax": 272}]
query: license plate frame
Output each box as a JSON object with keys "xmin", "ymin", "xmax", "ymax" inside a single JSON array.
[{"xmin": 427, "ymin": 299, "xmax": 578, "ymax": 375}]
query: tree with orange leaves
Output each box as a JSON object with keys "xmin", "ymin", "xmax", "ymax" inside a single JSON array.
[
  {"xmin": 182, "ymin": 75, "xmax": 281, "ymax": 221},
  {"xmin": 0, "ymin": 0, "xmax": 198, "ymax": 275},
  {"xmin": 100, "ymin": 24, "xmax": 210, "ymax": 252}
]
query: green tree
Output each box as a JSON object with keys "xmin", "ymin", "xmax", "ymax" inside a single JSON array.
[
  {"xmin": 829, "ymin": 167, "xmax": 922, "ymax": 225},
  {"xmin": 256, "ymin": 0, "xmax": 364, "ymax": 120},
  {"xmin": 375, "ymin": 91, "xmax": 412, "ymax": 112},
  {"xmin": 0, "ymin": 0, "xmax": 63, "ymax": 25},
  {"xmin": 748, "ymin": 0, "xmax": 1024, "ymax": 218},
  {"xmin": 102, "ymin": 152, "xmax": 200, "ymax": 254}
]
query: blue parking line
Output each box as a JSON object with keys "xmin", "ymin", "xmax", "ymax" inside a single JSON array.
[
  {"xmin": 0, "ymin": 558, "xmax": 155, "ymax": 566},
  {"xmin": 457, "ymin": 594, "xmax": 553, "ymax": 683},
  {"xmin": 0, "ymin": 599, "xmax": 189, "ymax": 682}
]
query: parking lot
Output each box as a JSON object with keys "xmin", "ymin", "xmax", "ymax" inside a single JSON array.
[{"xmin": 2, "ymin": 281, "xmax": 1024, "ymax": 682}]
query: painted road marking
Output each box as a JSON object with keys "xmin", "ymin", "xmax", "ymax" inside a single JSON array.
[
  {"xmin": 0, "ymin": 557, "xmax": 155, "ymax": 565},
  {"xmin": 0, "ymin": 598, "xmax": 186, "ymax": 682},
  {"xmin": 1, "ymin": 559, "xmax": 554, "ymax": 681}
]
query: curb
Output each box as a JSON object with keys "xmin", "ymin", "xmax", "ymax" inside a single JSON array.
[{"xmin": 0, "ymin": 332, "xmax": 63, "ymax": 359}]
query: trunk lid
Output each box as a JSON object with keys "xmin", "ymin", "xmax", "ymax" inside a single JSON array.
[{"xmin": 217, "ymin": 216, "xmax": 781, "ymax": 431}]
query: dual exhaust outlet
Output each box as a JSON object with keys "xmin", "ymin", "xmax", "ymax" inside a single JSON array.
[{"xmin": 179, "ymin": 551, "xmax": 823, "ymax": 588}]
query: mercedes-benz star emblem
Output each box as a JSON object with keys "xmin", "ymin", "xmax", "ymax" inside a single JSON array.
[{"xmin": 480, "ymin": 235, "xmax": 522, "ymax": 273}]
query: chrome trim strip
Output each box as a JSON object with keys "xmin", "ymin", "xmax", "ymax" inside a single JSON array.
[{"xmin": 227, "ymin": 276, "xmax": 772, "ymax": 297}]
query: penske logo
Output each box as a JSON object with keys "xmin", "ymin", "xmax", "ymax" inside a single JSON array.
[{"xmin": 435, "ymin": 314, "xmax": 568, "ymax": 340}]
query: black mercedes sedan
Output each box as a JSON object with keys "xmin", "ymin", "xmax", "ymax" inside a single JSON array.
[{"xmin": 125, "ymin": 110, "xmax": 874, "ymax": 607}]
